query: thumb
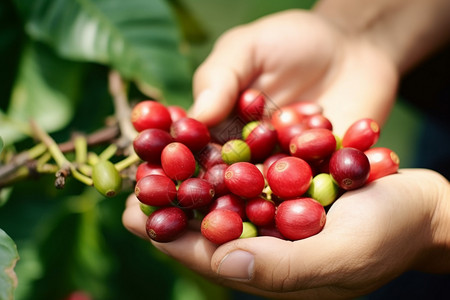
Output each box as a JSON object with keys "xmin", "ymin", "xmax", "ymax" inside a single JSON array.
[{"xmin": 188, "ymin": 26, "xmax": 258, "ymax": 127}]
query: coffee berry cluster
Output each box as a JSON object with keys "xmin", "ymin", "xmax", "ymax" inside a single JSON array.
[{"xmin": 131, "ymin": 89, "xmax": 400, "ymax": 244}]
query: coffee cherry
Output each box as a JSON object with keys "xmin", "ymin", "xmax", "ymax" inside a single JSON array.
[
  {"xmin": 92, "ymin": 160, "xmax": 122, "ymax": 197},
  {"xmin": 245, "ymin": 197, "xmax": 276, "ymax": 226},
  {"xmin": 240, "ymin": 222, "xmax": 258, "ymax": 239},
  {"xmin": 170, "ymin": 117, "xmax": 211, "ymax": 153},
  {"xmin": 140, "ymin": 203, "xmax": 158, "ymax": 216},
  {"xmin": 201, "ymin": 209, "xmax": 243, "ymax": 244},
  {"xmin": 271, "ymin": 106, "xmax": 303, "ymax": 131},
  {"xmin": 196, "ymin": 143, "xmax": 224, "ymax": 170},
  {"xmin": 135, "ymin": 174, "xmax": 177, "ymax": 207},
  {"xmin": 262, "ymin": 153, "xmax": 289, "ymax": 178},
  {"xmin": 133, "ymin": 128, "xmax": 173, "ymax": 163},
  {"xmin": 224, "ymin": 162, "xmax": 265, "ymax": 198},
  {"xmin": 135, "ymin": 162, "xmax": 166, "ymax": 182},
  {"xmin": 221, "ymin": 139, "xmax": 251, "ymax": 164},
  {"xmin": 304, "ymin": 114, "xmax": 333, "ymax": 130},
  {"xmin": 307, "ymin": 173, "xmax": 340, "ymax": 206},
  {"xmin": 203, "ymin": 163, "xmax": 229, "ymax": 197},
  {"xmin": 161, "ymin": 142, "xmax": 196, "ymax": 181},
  {"xmin": 275, "ymin": 197, "xmax": 326, "ymax": 241},
  {"xmin": 236, "ymin": 89, "xmax": 265, "ymax": 122},
  {"xmin": 208, "ymin": 194, "xmax": 246, "ymax": 220},
  {"xmin": 277, "ymin": 123, "xmax": 308, "ymax": 153},
  {"xmin": 342, "ymin": 118, "xmax": 380, "ymax": 151},
  {"xmin": 289, "ymin": 128, "xmax": 336, "ymax": 162},
  {"xmin": 177, "ymin": 178, "xmax": 215, "ymax": 209},
  {"xmin": 146, "ymin": 206, "xmax": 188, "ymax": 242},
  {"xmin": 364, "ymin": 147, "xmax": 400, "ymax": 183},
  {"xmin": 131, "ymin": 100, "xmax": 172, "ymax": 132},
  {"xmin": 258, "ymin": 223, "xmax": 286, "ymax": 239},
  {"xmin": 329, "ymin": 147, "xmax": 370, "ymax": 190},
  {"xmin": 167, "ymin": 105, "xmax": 187, "ymax": 122},
  {"xmin": 244, "ymin": 121, "xmax": 278, "ymax": 163},
  {"xmin": 266, "ymin": 156, "xmax": 312, "ymax": 199}
]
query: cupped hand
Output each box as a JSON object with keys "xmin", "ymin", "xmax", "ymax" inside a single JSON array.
[
  {"xmin": 122, "ymin": 169, "xmax": 450, "ymax": 300},
  {"xmin": 188, "ymin": 9, "xmax": 399, "ymax": 137}
]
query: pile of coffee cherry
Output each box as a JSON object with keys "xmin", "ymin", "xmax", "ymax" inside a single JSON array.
[{"xmin": 131, "ymin": 89, "xmax": 400, "ymax": 244}]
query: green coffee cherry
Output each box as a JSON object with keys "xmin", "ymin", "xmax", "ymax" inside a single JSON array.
[
  {"xmin": 242, "ymin": 121, "xmax": 260, "ymax": 140},
  {"xmin": 140, "ymin": 203, "xmax": 158, "ymax": 216},
  {"xmin": 221, "ymin": 139, "xmax": 251, "ymax": 164},
  {"xmin": 334, "ymin": 134, "xmax": 342, "ymax": 150},
  {"xmin": 92, "ymin": 160, "xmax": 122, "ymax": 197},
  {"xmin": 307, "ymin": 173, "xmax": 339, "ymax": 206},
  {"xmin": 239, "ymin": 221, "xmax": 258, "ymax": 239}
]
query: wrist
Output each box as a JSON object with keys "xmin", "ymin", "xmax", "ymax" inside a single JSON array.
[
  {"xmin": 415, "ymin": 170, "xmax": 450, "ymax": 273},
  {"xmin": 313, "ymin": 0, "xmax": 450, "ymax": 75}
]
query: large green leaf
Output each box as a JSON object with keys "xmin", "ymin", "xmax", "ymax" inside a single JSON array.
[
  {"xmin": 0, "ymin": 42, "xmax": 84, "ymax": 145},
  {"xmin": 26, "ymin": 0, "xmax": 193, "ymax": 107},
  {"xmin": 0, "ymin": 229, "xmax": 19, "ymax": 300}
]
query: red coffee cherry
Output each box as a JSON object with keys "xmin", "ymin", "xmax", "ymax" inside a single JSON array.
[
  {"xmin": 131, "ymin": 100, "xmax": 172, "ymax": 132},
  {"xmin": 329, "ymin": 147, "xmax": 370, "ymax": 190},
  {"xmin": 146, "ymin": 207, "xmax": 188, "ymax": 242},
  {"xmin": 275, "ymin": 197, "xmax": 326, "ymax": 241},
  {"xmin": 201, "ymin": 209, "xmax": 243, "ymax": 245}
]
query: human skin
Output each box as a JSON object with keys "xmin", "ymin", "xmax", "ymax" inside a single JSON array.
[
  {"xmin": 123, "ymin": 1, "xmax": 450, "ymax": 299},
  {"xmin": 123, "ymin": 169, "xmax": 450, "ymax": 299}
]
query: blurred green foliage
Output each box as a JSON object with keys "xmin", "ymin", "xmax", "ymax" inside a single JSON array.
[{"xmin": 0, "ymin": 1, "xmax": 321, "ymax": 300}]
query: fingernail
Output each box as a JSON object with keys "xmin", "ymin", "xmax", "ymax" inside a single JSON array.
[
  {"xmin": 217, "ymin": 250, "xmax": 254, "ymax": 281},
  {"xmin": 188, "ymin": 90, "xmax": 213, "ymax": 119}
]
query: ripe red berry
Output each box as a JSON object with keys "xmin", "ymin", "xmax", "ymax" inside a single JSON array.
[
  {"xmin": 167, "ymin": 105, "xmax": 187, "ymax": 122},
  {"xmin": 289, "ymin": 128, "xmax": 336, "ymax": 162},
  {"xmin": 262, "ymin": 153, "xmax": 289, "ymax": 178},
  {"xmin": 236, "ymin": 89, "xmax": 266, "ymax": 122},
  {"xmin": 224, "ymin": 162, "xmax": 265, "ymax": 198},
  {"xmin": 161, "ymin": 142, "xmax": 196, "ymax": 181},
  {"xmin": 303, "ymin": 114, "xmax": 333, "ymax": 130},
  {"xmin": 131, "ymin": 100, "xmax": 172, "ymax": 132},
  {"xmin": 208, "ymin": 194, "xmax": 246, "ymax": 220},
  {"xmin": 177, "ymin": 178, "xmax": 215, "ymax": 209},
  {"xmin": 203, "ymin": 163, "xmax": 229, "ymax": 197},
  {"xmin": 329, "ymin": 147, "xmax": 370, "ymax": 190},
  {"xmin": 135, "ymin": 175, "xmax": 177, "ymax": 207},
  {"xmin": 342, "ymin": 118, "xmax": 380, "ymax": 151},
  {"xmin": 133, "ymin": 128, "xmax": 173, "ymax": 163},
  {"xmin": 195, "ymin": 143, "xmax": 224, "ymax": 170},
  {"xmin": 135, "ymin": 162, "xmax": 166, "ymax": 182},
  {"xmin": 271, "ymin": 106, "xmax": 303, "ymax": 131},
  {"xmin": 266, "ymin": 156, "xmax": 312, "ymax": 199},
  {"xmin": 364, "ymin": 147, "xmax": 400, "ymax": 183},
  {"xmin": 201, "ymin": 209, "xmax": 243, "ymax": 244},
  {"xmin": 276, "ymin": 123, "xmax": 308, "ymax": 153},
  {"xmin": 146, "ymin": 206, "xmax": 188, "ymax": 242},
  {"xmin": 244, "ymin": 121, "xmax": 278, "ymax": 163},
  {"xmin": 245, "ymin": 197, "xmax": 276, "ymax": 226},
  {"xmin": 170, "ymin": 117, "xmax": 211, "ymax": 153},
  {"xmin": 275, "ymin": 197, "xmax": 326, "ymax": 241}
]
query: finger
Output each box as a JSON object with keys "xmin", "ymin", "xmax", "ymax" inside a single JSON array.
[
  {"xmin": 188, "ymin": 25, "xmax": 258, "ymax": 127},
  {"xmin": 122, "ymin": 194, "xmax": 149, "ymax": 240},
  {"xmin": 316, "ymin": 41, "xmax": 399, "ymax": 136},
  {"xmin": 151, "ymin": 230, "xmax": 220, "ymax": 279}
]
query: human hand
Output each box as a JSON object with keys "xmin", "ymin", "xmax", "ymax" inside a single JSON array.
[
  {"xmin": 188, "ymin": 9, "xmax": 399, "ymax": 137},
  {"xmin": 123, "ymin": 169, "xmax": 450, "ymax": 299}
]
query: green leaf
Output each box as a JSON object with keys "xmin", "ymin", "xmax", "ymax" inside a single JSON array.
[
  {"xmin": 0, "ymin": 229, "xmax": 19, "ymax": 300},
  {"xmin": 0, "ymin": 42, "xmax": 84, "ymax": 145},
  {"xmin": 26, "ymin": 0, "xmax": 193, "ymax": 107},
  {"xmin": 0, "ymin": 136, "xmax": 3, "ymax": 153}
]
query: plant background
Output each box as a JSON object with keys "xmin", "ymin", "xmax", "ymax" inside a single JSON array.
[{"xmin": 0, "ymin": 0, "xmax": 427, "ymax": 299}]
